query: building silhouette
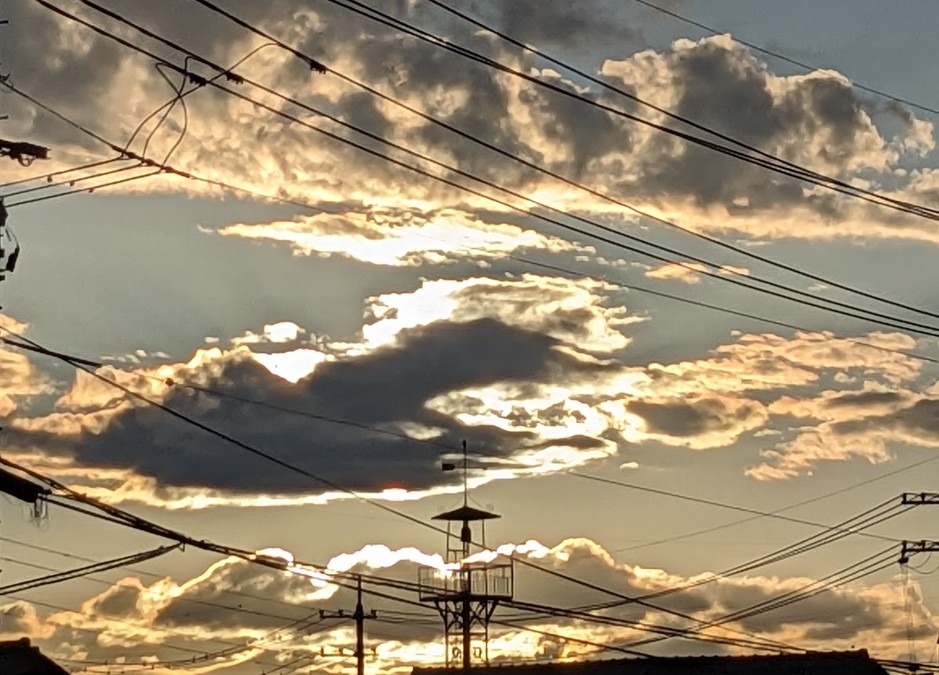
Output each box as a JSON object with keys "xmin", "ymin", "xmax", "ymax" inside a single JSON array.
[
  {"xmin": 411, "ymin": 650, "xmax": 889, "ymax": 675},
  {"xmin": 0, "ymin": 638, "xmax": 68, "ymax": 675}
]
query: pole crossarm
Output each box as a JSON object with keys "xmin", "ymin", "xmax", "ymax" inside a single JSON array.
[
  {"xmin": 0, "ymin": 138, "xmax": 49, "ymax": 165},
  {"xmin": 900, "ymin": 540, "xmax": 939, "ymax": 564},
  {"xmin": 902, "ymin": 493, "xmax": 939, "ymax": 505}
]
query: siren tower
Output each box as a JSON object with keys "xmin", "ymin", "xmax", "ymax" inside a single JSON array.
[{"xmin": 418, "ymin": 441, "xmax": 514, "ymax": 669}]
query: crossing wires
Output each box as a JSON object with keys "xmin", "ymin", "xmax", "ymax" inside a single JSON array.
[
  {"xmin": 24, "ymin": 0, "xmax": 939, "ymax": 342},
  {"xmin": 169, "ymin": 0, "xmax": 939, "ymax": 328}
]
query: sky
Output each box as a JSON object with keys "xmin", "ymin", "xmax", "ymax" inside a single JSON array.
[{"xmin": 3, "ymin": 0, "xmax": 939, "ymax": 673}]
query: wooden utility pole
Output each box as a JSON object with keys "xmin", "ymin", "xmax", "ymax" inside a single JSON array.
[{"xmin": 320, "ymin": 575, "xmax": 376, "ymax": 675}]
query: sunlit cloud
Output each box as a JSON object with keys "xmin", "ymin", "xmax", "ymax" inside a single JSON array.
[
  {"xmin": 215, "ymin": 209, "xmax": 584, "ymax": 266},
  {"xmin": 2, "ymin": 536, "xmax": 929, "ymax": 670}
]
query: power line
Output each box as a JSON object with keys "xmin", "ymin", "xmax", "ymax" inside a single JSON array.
[
  {"xmin": 631, "ymin": 0, "xmax": 939, "ymax": 117},
  {"xmin": 186, "ymin": 0, "xmax": 939, "ymax": 328},
  {"xmin": 1, "ymin": 593, "xmax": 302, "ymax": 672},
  {"xmin": 0, "ymin": 3, "xmax": 920, "ymax": 672},
  {"xmin": 0, "ymin": 22, "xmax": 924, "ymax": 660},
  {"xmin": 607, "ymin": 449, "xmax": 939, "ymax": 555},
  {"xmin": 329, "ymin": 0, "xmax": 939, "ymax": 222},
  {"xmin": 0, "ymin": 435, "xmax": 895, "ymax": 658},
  {"xmin": 0, "ymin": 332, "xmax": 917, "ymax": 549},
  {"xmin": 0, "ymin": 329, "xmax": 923, "ymax": 651},
  {"xmin": 34, "ymin": 0, "xmax": 939, "ymax": 340},
  {"xmin": 0, "ymin": 401, "xmax": 796, "ymax": 656},
  {"xmin": 0, "ymin": 542, "xmax": 179, "ymax": 595},
  {"xmin": 0, "ymin": 332, "xmax": 920, "ymax": 653},
  {"xmin": 622, "ymin": 546, "xmax": 898, "ymax": 649},
  {"xmin": 5, "ymin": 76, "xmax": 939, "ymax": 369},
  {"xmin": 0, "ymin": 156, "xmax": 128, "ymax": 190},
  {"xmin": 0, "ymin": 161, "xmax": 144, "ymax": 200},
  {"xmin": 570, "ymin": 473, "xmax": 903, "ymax": 544},
  {"xmin": 1, "ymin": 552, "xmax": 323, "ymax": 624},
  {"xmin": 8, "ymin": 78, "xmax": 939, "ymax": 372},
  {"xmin": 6, "ymin": 167, "xmax": 162, "ymax": 207},
  {"xmin": 497, "ymin": 598, "xmax": 794, "ymax": 653}
]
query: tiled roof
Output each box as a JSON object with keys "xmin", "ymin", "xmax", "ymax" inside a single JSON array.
[{"xmin": 412, "ymin": 651, "xmax": 889, "ymax": 675}]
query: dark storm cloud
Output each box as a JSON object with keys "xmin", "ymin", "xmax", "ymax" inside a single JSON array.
[{"xmin": 10, "ymin": 318, "xmax": 606, "ymax": 497}]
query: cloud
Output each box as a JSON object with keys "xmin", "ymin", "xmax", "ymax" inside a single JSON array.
[
  {"xmin": 644, "ymin": 262, "xmax": 709, "ymax": 284},
  {"xmin": 0, "ymin": 315, "xmax": 54, "ymax": 416},
  {"xmin": 644, "ymin": 262, "xmax": 751, "ymax": 285},
  {"xmin": 7, "ymin": 288, "xmax": 929, "ymax": 504},
  {"xmin": 624, "ymin": 395, "xmax": 768, "ymax": 450},
  {"xmin": 359, "ymin": 274, "xmax": 639, "ymax": 352},
  {"xmin": 214, "ymin": 208, "xmax": 584, "ymax": 266},
  {"xmin": 5, "ymin": 537, "xmax": 930, "ymax": 668},
  {"xmin": 749, "ymin": 393, "xmax": 939, "ymax": 481},
  {"xmin": 646, "ymin": 330, "xmax": 922, "ymax": 397},
  {"xmin": 466, "ymin": 0, "xmax": 641, "ymax": 48},
  {"xmin": 4, "ymin": 4, "xmax": 936, "ymax": 252},
  {"xmin": 5, "ymin": 274, "xmax": 640, "ymax": 507}
]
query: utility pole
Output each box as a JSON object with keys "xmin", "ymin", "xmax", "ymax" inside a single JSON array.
[
  {"xmin": 898, "ymin": 494, "xmax": 939, "ymax": 563},
  {"xmin": 0, "ymin": 6, "xmax": 49, "ymax": 311},
  {"xmin": 320, "ymin": 575, "xmax": 376, "ymax": 675},
  {"xmin": 897, "ymin": 493, "xmax": 939, "ymax": 665},
  {"xmin": 900, "ymin": 540, "xmax": 939, "ymax": 565}
]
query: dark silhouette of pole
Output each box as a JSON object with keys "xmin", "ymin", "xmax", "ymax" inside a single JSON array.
[
  {"xmin": 354, "ymin": 575, "xmax": 365, "ymax": 675},
  {"xmin": 322, "ymin": 575, "xmax": 375, "ymax": 675},
  {"xmin": 462, "ymin": 570, "xmax": 471, "ymax": 671}
]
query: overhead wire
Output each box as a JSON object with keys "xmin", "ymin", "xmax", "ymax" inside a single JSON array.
[
  {"xmin": 4, "ymin": 91, "xmax": 939, "ymax": 372},
  {"xmin": 0, "ymin": 593, "xmax": 301, "ymax": 673},
  {"xmin": 0, "ymin": 328, "xmax": 924, "ymax": 652},
  {"xmin": 329, "ymin": 0, "xmax": 939, "ymax": 222},
  {"xmin": 0, "ymin": 412, "xmax": 909, "ymax": 658},
  {"xmin": 3, "ymin": 3, "xmax": 932, "ymax": 656},
  {"xmin": 5, "ymin": 167, "xmax": 163, "ymax": 207},
  {"xmin": 142, "ymin": 61, "xmax": 189, "ymax": 163},
  {"xmin": 0, "ymin": 542, "xmax": 180, "ymax": 595},
  {"xmin": 0, "ymin": 332, "xmax": 919, "ymax": 547},
  {"xmin": 630, "ymin": 0, "xmax": 939, "ymax": 117},
  {"xmin": 36, "ymin": 0, "xmax": 939, "ymax": 340},
  {"xmin": 0, "ymin": 41, "xmax": 280, "ymax": 208},
  {"xmin": 0, "ymin": 156, "xmax": 129, "ymax": 190},
  {"xmin": 0, "ymin": 442, "xmax": 799, "ymax": 655},
  {"xmin": 124, "ymin": 41, "xmax": 279, "ymax": 162},
  {"xmin": 496, "ymin": 598, "xmax": 793, "ymax": 653},
  {"xmin": 187, "ymin": 0, "xmax": 939, "ymax": 325},
  {"xmin": 1, "ymin": 553, "xmax": 323, "ymax": 624},
  {"xmin": 1, "ymin": 330, "xmax": 920, "ymax": 652},
  {"xmin": 420, "ymin": 0, "xmax": 939, "ymax": 221},
  {"xmin": 606, "ymin": 448, "xmax": 939, "ymax": 555},
  {"xmin": 622, "ymin": 546, "xmax": 899, "ymax": 649},
  {"xmin": 570, "ymin": 472, "xmax": 903, "ymax": 545},
  {"xmin": 0, "ymin": 161, "xmax": 146, "ymax": 200}
]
